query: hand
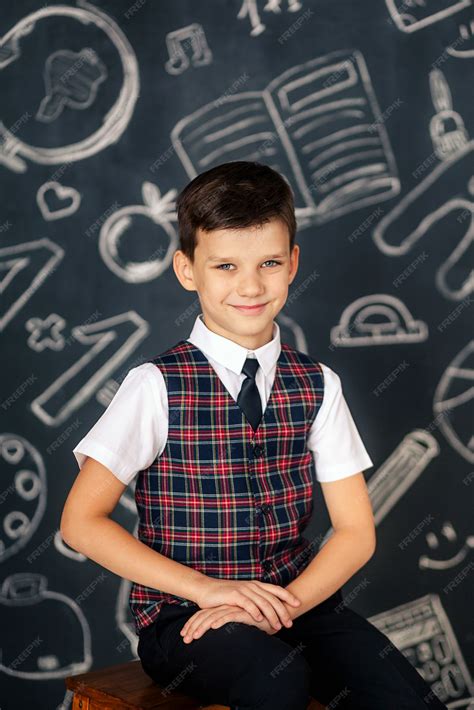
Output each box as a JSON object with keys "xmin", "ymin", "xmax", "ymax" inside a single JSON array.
[
  {"xmin": 180, "ymin": 603, "xmax": 289, "ymax": 643},
  {"xmin": 193, "ymin": 578, "xmax": 301, "ymax": 630}
]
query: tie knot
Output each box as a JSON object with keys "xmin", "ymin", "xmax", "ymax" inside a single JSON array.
[{"xmin": 242, "ymin": 357, "xmax": 259, "ymax": 380}]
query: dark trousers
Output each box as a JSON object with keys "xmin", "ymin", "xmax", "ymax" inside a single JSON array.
[{"xmin": 137, "ymin": 589, "xmax": 448, "ymax": 710}]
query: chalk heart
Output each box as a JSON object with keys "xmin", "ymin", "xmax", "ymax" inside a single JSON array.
[{"xmin": 37, "ymin": 180, "xmax": 81, "ymax": 221}]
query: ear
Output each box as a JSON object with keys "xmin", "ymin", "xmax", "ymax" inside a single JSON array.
[
  {"xmin": 288, "ymin": 244, "xmax": 300, "ymax": 285},
  {"xmin": 173, "ymin": 250, "xmax": 197, "ymax": 292}
]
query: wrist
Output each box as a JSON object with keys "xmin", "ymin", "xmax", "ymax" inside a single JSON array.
[
  {"xmin": 284, "ymin": 597, "xmax": 306, "ymax": 621},
  {"xmin": 188, "ymin": 570, "xmax": 213, "ymax": 605}
]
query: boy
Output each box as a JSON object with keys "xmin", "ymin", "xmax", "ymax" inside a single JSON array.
[{"xmin": 61, "ymin": 162, "xmax": 448, "ymax": 709}]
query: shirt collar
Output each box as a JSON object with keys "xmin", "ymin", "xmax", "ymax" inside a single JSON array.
[{"xmin": 187, "ymin": 313, "xmax": 281, "ymax": 377}]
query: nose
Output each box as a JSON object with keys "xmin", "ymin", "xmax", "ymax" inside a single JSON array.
[{"xmin": 236, "ymin": 272, "xmax": 266, "ymax": 297}]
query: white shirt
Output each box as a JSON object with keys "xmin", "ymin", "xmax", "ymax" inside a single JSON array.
[{"xmin": 73, "ymin": 313, "xmax": 373, "ymax": 485}]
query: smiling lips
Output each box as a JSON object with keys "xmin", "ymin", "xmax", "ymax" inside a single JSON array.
[{"xmin": 232, "ymin": 303, "xmax": 268, "ymax": 314}]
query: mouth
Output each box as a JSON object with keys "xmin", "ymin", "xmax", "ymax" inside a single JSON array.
[{"xmin": 231, "ymin": 302, "xmax": 268, "ymax": 314}]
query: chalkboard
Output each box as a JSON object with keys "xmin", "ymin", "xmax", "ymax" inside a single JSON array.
[{"xmin": 1, "ymin": 1, "xmax": 472, "ymax": 708}]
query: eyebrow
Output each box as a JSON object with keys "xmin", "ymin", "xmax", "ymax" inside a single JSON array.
[{"xmin": 206, "ymin": 253, "xmax": 287, "ymax": 262}]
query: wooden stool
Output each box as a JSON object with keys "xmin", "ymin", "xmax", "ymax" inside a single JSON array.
[{"xmin": 65, "ymin": 659, "xmax": 326, "ymax": 708}]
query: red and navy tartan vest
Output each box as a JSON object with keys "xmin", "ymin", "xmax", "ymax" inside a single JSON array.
[{"xmin": 129, "ymin": 339, "xmax": 324, "ymax": 634}]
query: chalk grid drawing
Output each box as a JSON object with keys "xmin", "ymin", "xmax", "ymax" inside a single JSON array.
[
  {"xmin": 165, "ymin": 23, "xmax": 212, "ymax": 75},
  {"xmin": 0, "ymin": 1, "xmax": 139, "ymax": 173},
  {"xmin": 369, "ymin": 595, "xmax": 474, "ymax": 707},
  {"xmin": 433, "ymin": 340, "xmax": 474, "ymax": 464},
  {"xmin": 330, "ymin": 294, "xmax": 429, "ymax": 347},
  {"xmin": 373, "ymin": 141, "xmax": 474, "ymax": 302},
  {"xmin": 171, "ymin": 49, "xmax": 400, "ymax": 230}
]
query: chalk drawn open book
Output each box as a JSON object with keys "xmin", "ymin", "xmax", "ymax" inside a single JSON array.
[{"xmin": 171, "ymin": 49, "xmax": 400, "ymax": 226}]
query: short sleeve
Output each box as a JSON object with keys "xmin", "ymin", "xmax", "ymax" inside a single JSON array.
[
  {"xmin": 308, "ymin": 363, "xmax": 374, "ymax": 482},
  {"xmin": 72, "ymin": 363, "xmax": 166, "ymax": 485}
]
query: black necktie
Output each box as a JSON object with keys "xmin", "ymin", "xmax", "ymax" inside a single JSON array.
[{"xmin": 237, "ymin": 357, "xmax": 262, "ymax": 431}]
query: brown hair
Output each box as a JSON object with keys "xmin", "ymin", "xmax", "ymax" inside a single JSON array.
[{"xmin": 176, "ymin": 161, "xmax": 297, "ymax": 262}]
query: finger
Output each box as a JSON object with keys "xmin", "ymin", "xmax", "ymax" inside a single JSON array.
[
  {"xmin": 181, "ymin": 607, "xmax": 234, "ymax": 641},
  {"xmin": 184, "ymin": 609, "xmax": 230, "ymax": 642},
  {"xmin": 250, "ymin": 588, "xmax": 293, "ymax": 628},
  {"xmin": 246, "ymin": 589, "xmax": 291, "ymax": 631},
  {"xmin": 255, "ymin": 582, "xmax": 302, "ymax": 607},
  {"xmin": 180, "ymin": 610, "xmax": 207, "ymax": 639},
  {"xmin": 208, "ymin": 609, "xmax": 248, "ymax": 631},
  {"xmin": 230, "ymin": 593, "xmax": 265, "ymax": 622},
  {"xmin": 242, "ymin": 583, "xmax": 292, "ymax": 628},
  {"xmin": 190, "ymin": 609, "xmax": 233, "ymax": 639},
  {"xmin": 181, "ymin": 612, "xmax": 210, "ymax": 642},
  {"xmin": 231, "ymin": 582, "xmax": 279, "ymax": 628}
]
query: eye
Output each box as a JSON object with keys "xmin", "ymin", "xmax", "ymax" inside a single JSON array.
[
  {"xmin": 216, "ymin": 263, "xmax": 233, "ymax": 270},
  {"xmin": 215, "ymin": 260, "xmax": 281, "ymax": 270}
]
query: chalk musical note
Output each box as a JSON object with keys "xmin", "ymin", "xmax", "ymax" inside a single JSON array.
[
  {"xmin": 237, "ymin": 0, "xmax": 304, "ymax": 36},
  {"xmin": 164, "ymin": 23, "xmax": 212, "ymax": 76}
]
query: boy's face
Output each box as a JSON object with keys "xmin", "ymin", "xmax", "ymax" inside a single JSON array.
[{"xmin": 173, "ymin": 218, "xmax": 299, "ymax": 349}]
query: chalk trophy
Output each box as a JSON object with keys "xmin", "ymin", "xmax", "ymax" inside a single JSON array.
[{"xmin": 164, "ymin": 23, "xmax": 212, "ymax": 76}]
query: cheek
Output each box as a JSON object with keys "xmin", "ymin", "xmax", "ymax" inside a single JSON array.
[{"xmin": 209, "ymin": 277, "xmax": 231, "ymax": 295}]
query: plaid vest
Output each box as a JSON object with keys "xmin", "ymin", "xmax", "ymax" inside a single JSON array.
[{"xmin": 129, "ymin": 339, "xmax": 324, "ymax": 634}]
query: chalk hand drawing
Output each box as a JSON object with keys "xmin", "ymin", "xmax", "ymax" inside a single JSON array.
[
  {"xmin": 0, "ymin": 573, "xmax": 91, "ymax": 679},
  {"xmin": 373, "ymin": 141, "xmax": 474, "ymax": 301},
  {"xmin": 37, "ymin": 181, "xmax": 82, "ymax": 221},
  {"xmin": 0, "ymin": 1, "xmax": 139, "ymax": 173},
  {"xmin": 99, "ymin": 183, "xmax": 178, "ymax": 283},
  {"xmin": 237, "ymin": 0, "xmax": 303, "ymax": 36},
  {"xmin": 165, "ymin": 23, "xmax": 212, "ymax": 75},
  {"xmin": 0, "ymin": 435, "xmax": 46, "ymax": 563},
  {"xmin": 0, "ymin": 238, "xmax": 64, "ymax": 333},
  {"xmin": 30, "ymin": 311, "xmax": 150, "ymax": 427},
  {"xmin": 419, "ymin": 521, "xmax": 474, "ymax": 570},
  {"xmin": 171, "ymin": 49, "xmax": 400, "ymax": 228},
  {"xmin": 25, "ymin": 314, "xmax": 66, "ymax": 352},
  {"xmin": 369, "ymin": 595, "xmax": 474, "ymax": 707},
  {"xmin": 330, "ymin": 294, "xmax": 428, "ymax": 347},
  {"xmin": 433, "ymin": 340, "xmax": 474, "ymax": 464},
  {"xmin": 429, "ymin": 70, "xmax": 469, "ymax": 161},
  {"xmin": 320, "ymin": 430, "xmax": 440, "ymax": 547},
  {"xmin": 37, "ymin": 48, "xmax": 106, "ymax": 123},
  {"xmin": 385, "ymin": 0, "xmax": 472, "ymax": 33}
]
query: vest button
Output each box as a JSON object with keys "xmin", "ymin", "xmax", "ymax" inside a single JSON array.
[{"xmin": 253, "ymin": 444, "xmax": 265, "ymax": 457}]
